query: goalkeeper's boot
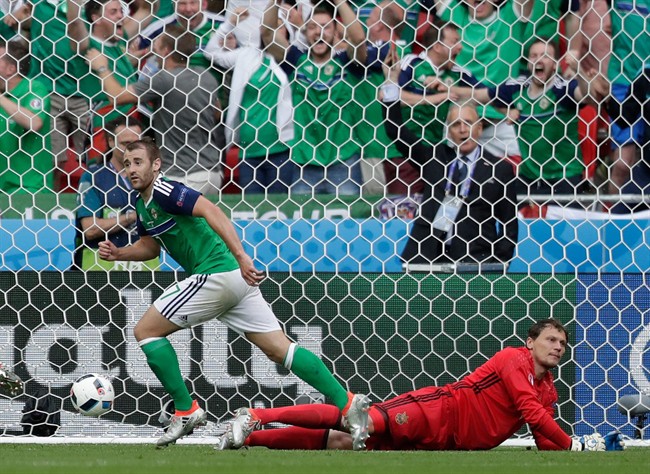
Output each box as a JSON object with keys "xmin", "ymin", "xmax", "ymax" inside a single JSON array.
[
  {"xmin": 156, "ymin": 400, "xmax": 207, "ymax": 448},
  {"xmin": 215, "ymin": 408, "xmax": 260, "ymax": 450},
  {"xmin": 342, "ymin": 393, "xmax": 371, "ymax": 451}
]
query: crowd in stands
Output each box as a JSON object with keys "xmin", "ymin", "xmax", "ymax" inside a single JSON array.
[{"xmin": 1, "ymin": 0, "xmax": 649, "ymax": 267}]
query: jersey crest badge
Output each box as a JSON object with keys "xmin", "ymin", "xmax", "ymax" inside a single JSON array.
[
  {"xmin": 539, "ymin": 98, "xmax": 550, "ymax": 110},
  {"xmin": 395, "ymin": 412, "xmax": 409, "ymax": 425},
  {"xmin": 150, "ymin": 208, "xmax": 158, "ymax": 219}
]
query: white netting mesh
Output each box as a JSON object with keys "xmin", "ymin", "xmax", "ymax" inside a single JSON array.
[{"xmin": 0, "ymin": 0, "xmax": 649, "ymax": 445}]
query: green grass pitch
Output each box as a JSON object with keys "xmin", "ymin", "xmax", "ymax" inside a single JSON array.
[{"xmin": 0, "ymin": 445, "xmax": 648, "ymax": 474}]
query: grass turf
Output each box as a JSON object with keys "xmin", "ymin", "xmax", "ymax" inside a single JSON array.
[{"xmin": 0, "ymin": 445, "xmax": 648, "ymax": 474}]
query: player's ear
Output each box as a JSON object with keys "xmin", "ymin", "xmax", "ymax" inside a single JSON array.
[{"xmin": 525, "ymin": 337, "xmax": 534, "ymax": 350}]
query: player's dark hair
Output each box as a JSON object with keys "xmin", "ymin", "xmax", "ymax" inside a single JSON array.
[
  {"xmin": 528, "ymin": 37, "xmax": 559, "ymax": 60},
  {"xmin": 125, "ymin": 137, "xmax": 161, "ymax": 164},
  {"xmin": 422, "ymin": 20, "xmax": 459, "ymax": 50},
  {"xmin": 160, "ymin": 24, "xmax": 197, "ymax": 64},
  {"xmin": 528, "ymin": 319, "xmax": 568, "ymax": 340},
  {"xmin": 85, "ymin": 0, "xmax": 112, "ymax": 22},
  {"xmin": 105, "ymin": 116, "xmax": 144, "ymax": 148},
  {"xmin": 1, "ymin": 38, "xmax": 30, "ymax": 77}
]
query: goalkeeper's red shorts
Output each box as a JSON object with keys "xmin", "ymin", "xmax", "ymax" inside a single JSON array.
[{"xmin": 366, "ymin": 386, "xmax": 457, "ymax": 451}]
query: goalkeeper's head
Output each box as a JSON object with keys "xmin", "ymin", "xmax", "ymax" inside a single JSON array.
[{"xmin": 526, "ymin": 319, "xmax": 568, "ymax": 373}]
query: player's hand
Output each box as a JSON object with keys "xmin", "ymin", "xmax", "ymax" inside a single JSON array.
[
  {"xmin": 86, "ymin": 49, "xmax": 109, "ymax": 72},
  {"xmin": 604, "ymin": 430, "xmax": 626, "ymax": 451},
  {"xmin": 238, "ymin": 255, "xmax": 264, "ymax": 286},
  {"xmin": 571, "ymin": 433, "xmax": 606, "ymax": 451},
  {"xmin": 98, "ymin": 240, "xmax": 119, "ymax": 261}
]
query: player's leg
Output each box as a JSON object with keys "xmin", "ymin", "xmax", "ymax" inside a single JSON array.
[
  {"xmin": 141, "ymin": 274, "xmax": 225, "ymax": 447},
  {"xmin": 134, "ymin": 305, "xmax": 193, "ymax": 412},
  {"xmin": 246, "ymin": 427, "xmax": 334, "ymax": 450},
  {"xmin": 215, "ymin": 403, "xmax": 344, "ymax": 449},
  {"xmin": 219, "ymin": 279, "xmax": 370, "ymax": 449}
]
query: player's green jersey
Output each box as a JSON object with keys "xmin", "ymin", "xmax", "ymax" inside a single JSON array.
[
  {"xmin": 135, "ymin": 177, "xmax": 239, "ymax": 275},
  {"xmin": 608, "ymin": 0, "xmax": 650, "ymax": 85},
  {"xmin": 0, "ymin": 78, "xmax": 53, "ymax": 194},
  {"xmin": 491, "ymin": 77, "xmax": 583, "ymax": 181},
  {"xmin": 438, "ymin": 0, "xmax": 525, "ymax": 120},
  {"xmin": 188, "ymin": 15, "xmax": 224, "ymax": 70},
  {"xmin": 28, "ymin": 0, "xmax": 95, "ymax": 96},
  {"xmin": 238, "ymin": 55, "xmax": 291, "ymax": 160},
  {"xmin": 286, "ymin": 47, "xmax": 361, "ymax": 166},
  {"xmin": 88, "ymin": 36, "xmax": 138, "ymax": 128}
]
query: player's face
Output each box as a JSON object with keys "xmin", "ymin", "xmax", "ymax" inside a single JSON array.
[
  {"xmin": 447, "ymin": 106, "xmax": 483, "ymax": 155},
  {"xmin": 305, "ymin": 13, "xmax": 335, "ymax": 57},
  {"xmin": 527, "ymin": 327, "xmax": 567, "ymax": 371},
  {"xmin": 124, "ymin": 148, "xmax": 160, "ymax": 192},
  {"xmin": 528, "ymin": 42, "xmax": 557, "ymax": 85},
  {"xmin": 96, "ymin": 0, "xmax": 124, "ymax": 41},
  {"xmin": 439, "ymin": 28, "xmax": 462, "ymax": 68},
  {"xmin": 0, "ymin": 47, "xmax": 14, "ymax": 91},
  {"xmin": 464, "ymin": 0, "xmax": 496, "ymax": 20},
  {"xmin": 176, "ymin": 0, "xmax": 205, "ymax": 30}
]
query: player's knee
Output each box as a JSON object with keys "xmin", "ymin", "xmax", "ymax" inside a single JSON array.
[
  {"xmin": 326, "ymin": 430, "xmax": 353, "ymax": 450},
  {"xmin": 247, "ymin": 331, "xmax": 291, "ymax": 364}
]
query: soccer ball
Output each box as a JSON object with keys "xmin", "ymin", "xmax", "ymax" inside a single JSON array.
[{"xmin": 70, "ymin": 374, "xmax": 115, "ymax": 417}]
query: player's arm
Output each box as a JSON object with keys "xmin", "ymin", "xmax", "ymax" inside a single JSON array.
[
  {"xmin": 334, "ymin": 0, "xmax": 367, "ymax": 65},
  {"xmin": 80, "ymin": 211, "xmax": 137, "ymax": 242},
  {"xmin": 261, "ymin": 0, "xmax": 289, "ymax": 64},
  {"xmin": 192, "ymin": 196, "xmax": 264, "ymax": 287},
  {"xmin": 0, "ymin": 93, "xmax": 44, "ymax": 131},
  {"xmin": 67, "ymin": 0, "xmax": 90, "ymax": 54},
  {"xmin": 98, "ymin": 236, "xmax": 160, "ymax": 262},
  {"xmin": 86, "ymin": 49, "xmax": 138, "ymax": 105}
]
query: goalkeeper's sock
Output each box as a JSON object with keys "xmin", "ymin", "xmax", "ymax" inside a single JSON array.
[
  {"xmin": 140, "ymin": 337, "xmax": 193, "ymax": 411},
  {"xmin": 283, "ymin": 344, "xmax": 350, "ymax": 411},
  {"xmin": 252, "ymin": 404, "xmax": 341, "ymax": 429},
  {"xmin": 247, "ymin": 427, "xmax": 329, "ymax": 450}
]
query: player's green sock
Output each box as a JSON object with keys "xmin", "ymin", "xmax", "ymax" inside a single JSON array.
[
  {"xmin": 140, "ymin": 338, "xmax": 193, "ymax": 411},
  {"xmin": 284, "ymin": 344, "xmax": 350, "ymax": 411}
]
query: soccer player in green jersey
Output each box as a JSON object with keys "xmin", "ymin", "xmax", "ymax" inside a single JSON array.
[
  {"xmin": 0, "ymin": 39, "xmax": 53, "ymax": 194},
  {"xmin": 97, "ymin": 139, "xmax": 371, "ymax": 449}
]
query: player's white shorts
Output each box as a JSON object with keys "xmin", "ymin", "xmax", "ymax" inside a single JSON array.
[{"xmin": 152, "ymin": 270, "xmax": 282, "ymax": 335}]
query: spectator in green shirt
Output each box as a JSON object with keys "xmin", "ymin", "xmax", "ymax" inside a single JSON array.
[{"xmin": 0, "ymin": 38, "xmax": 53, "ymax": 194}]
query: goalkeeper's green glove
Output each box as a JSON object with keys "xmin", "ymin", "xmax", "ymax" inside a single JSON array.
[{"xmin": 570, "ymin": 433, "xmax": 606, "ymax": 451}]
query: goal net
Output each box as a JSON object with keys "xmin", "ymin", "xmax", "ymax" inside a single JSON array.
[{"xmin": 1, "ymin": 0, "xmax": 649, "ymax": 446}]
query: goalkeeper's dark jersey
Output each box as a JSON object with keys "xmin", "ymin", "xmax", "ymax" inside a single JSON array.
[
  {"xmin": 135, "ymin": 177, "xmax": 239, "ymax": 275},
  {"xmin": 450, "ymin": 346, "xmax": 571, "ymax": 450}
]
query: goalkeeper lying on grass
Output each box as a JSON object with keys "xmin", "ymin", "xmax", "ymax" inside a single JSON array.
[{"xmin": 217, "ymin": 319, "xmax": 625, "ymax": 452}]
